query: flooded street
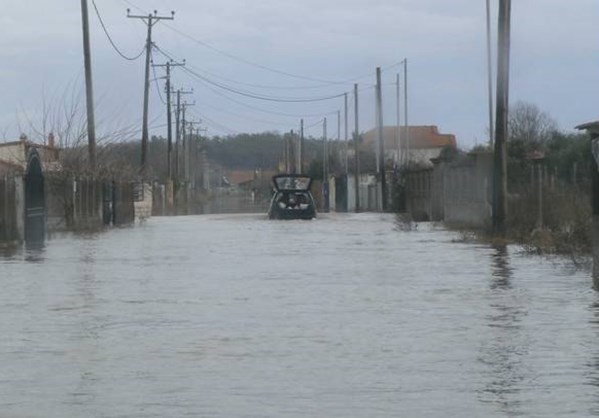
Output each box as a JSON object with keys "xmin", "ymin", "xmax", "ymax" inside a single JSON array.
[{"xmin": 1, "ymin": 213, "xmax": 599, "ymax": 417}]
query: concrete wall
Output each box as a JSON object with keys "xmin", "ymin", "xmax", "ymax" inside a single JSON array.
[
  {"xmin": 134, "ymin": 183, "xmax": 153, "ymax": 221},
  {"xmin": 0, "ymin": 141, "xmax": 60, "ymax": 171},
  {"xmin": 0, "ymin": 174, "xmax": 24, "ymax": 243},
  {"xmin": 443, "ymin": 153, "xmax": 492, "ymax": 228},
  {"xmin": 0, "ymin": 142, "xmax": 26, "ymax": 166},
  {"xmin": 403, "ymin": 151, "xmax": 493, "ymax": 228},
  {"xmin": 405, "ymin": 168, "xmax": 433, "ymax": 221}
]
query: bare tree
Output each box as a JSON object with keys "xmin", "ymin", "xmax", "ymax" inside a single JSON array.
[{"xmin": 509, "ymin": 101, "xmax": 558, "ymax": 144}]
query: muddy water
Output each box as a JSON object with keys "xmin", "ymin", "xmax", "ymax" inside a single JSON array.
[{"xmin": 1, "ymin": 213, "xmax": 598, "ymax": 417}]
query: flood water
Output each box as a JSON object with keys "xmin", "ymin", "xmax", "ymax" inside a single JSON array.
[{"xmin": 1, "ymin": 213, "xmax": 599, "ymax": 417}]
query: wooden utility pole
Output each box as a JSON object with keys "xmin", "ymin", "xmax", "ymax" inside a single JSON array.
[
  {"xmin": 323, "ymin": 118, "xmax": 329, "ymax": 212},
  {"xmin": 486, "ymin": 0, "xmax": 495, "ymax": 148},
  {"xmin": 80, "ymin": 0, "xmax": 96, "ymax": 170},
  {"xmin": 174, "ymin": 88, "xmax": 192, "ymax": 180},
  {"xmin": 376, "ymin": 67, "xmax": 387, "ymax": 211},
  {"xmin": 284, "ymin": 131, "xmax": 289, "ymax": 173},
  {"xmin": 127, "ymin": 9, "xmax": 174, "ymax": 175},
  {"xmin": 153, "ymin": 60, "xmax": 184, "ymax": 180},
  {"xmin": 404, "ymin": 59, "xmax": 409, "ymax": 167},
  {"xmin": 299, "ymin": 119, "xmax": 304, "ymax": 174},
  {"xmin": 492, "ymin": 0, "xmax": 511, "ymax": 236},
  {"xmin": 353, "ymin": 83, "xmax": 360, "ymax": 212},
  {"xmin": 181, "ymin": 103, "xmax": 187, "ymax": 181},
  {"xmin": 180, "ymin": 102, "xmax": 195, "ymax": 182},
  {"xmin": 166, "ymin": 62, "xmax": 172, "ymax": 180},
  {"xmin": 396, "ymin": 73, "xmax": 401, "ymax": 166},
  {"xmin": 344, "ymin": 93, "xmax": 349, "ymax": 175}
]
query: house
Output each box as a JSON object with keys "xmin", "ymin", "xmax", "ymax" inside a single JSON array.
[
  {"xmin": 362, "ymin": 125, "xmax": 457, "ymax": 167},
  {"xmin": 0, "ymin": 135, "xmax": 60, "ymax": 172},
  {"xmin": 0, "ymin": 159, "xmax": 24, "ymax": 176},
  {"xmin": 225, "ymin": 169, "xmax": 278, "ymax": 192}
]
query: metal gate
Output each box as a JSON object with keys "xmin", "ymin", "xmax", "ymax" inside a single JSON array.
[{"xmin": 24, "ymin": 150, "xmax": 45, "ymax": 243}]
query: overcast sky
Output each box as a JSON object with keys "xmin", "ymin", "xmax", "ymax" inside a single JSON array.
[{"xmin": 1, "ymin": 0, "xmax": 598, "ymax": 149}]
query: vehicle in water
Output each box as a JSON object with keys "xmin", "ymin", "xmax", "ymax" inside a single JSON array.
[{"xmin": 268, "ymin": 174, "xmax": 316, "ymax": 220}]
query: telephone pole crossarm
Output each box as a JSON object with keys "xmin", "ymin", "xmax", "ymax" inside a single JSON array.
[
  {"xmin": 127, "ymin": 8, "xmax": 175, "ymax": 176},
  {"xmin": 152, "ymin": 59, "xmax": 185, "ymax": 180}
]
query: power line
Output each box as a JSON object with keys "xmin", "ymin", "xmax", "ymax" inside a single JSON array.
[
  {"xmin": 121, "ymin": 0, "xmax": 402, "ymax": 87},
  {"xmin": 162, "ymin": 22, "xmax": 350, "ymax": 85},
  {"xmin": 188, "ymin": 73, "xmax": 340, "ymax": 119},
  {"xmin": 182, "ymin": 64, "xmax": 346, "ymax": 103},
  {"xmin": 150, "ymin": 53, "xmax": 167, "ymax": 106},
  {"xmin": 91, "ymin": 0, "xmax": 145, "ymax": 61},
  {"xmin": 163, "ymin": 22, "xmax": 406, "ymax": 87},
  {"xmin": 155, "ymin": 46, "xmax": 343, "ymax": 118},
  {"xmin": 153, "ymin": 47, "xmax": 347, "ymax": 103},
  {"xmin": 187, "ymin": 109, "xmax": 238, "ymax": 135}
]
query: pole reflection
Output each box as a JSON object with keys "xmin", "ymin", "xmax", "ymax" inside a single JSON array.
[
  {"xmin": 586, "ymin": 300, "xmax": 599, "ymax": 415},
  {"xmin": 24, "ymin": 241, "xmax": 46, "ymax": 263},
  {"xmin": 478, "ymin": 245, "xmax": 528, "ymax": 416},
  {"xmin": 67, "ymin": 238, "xmax": 101, "ymax": 409}
]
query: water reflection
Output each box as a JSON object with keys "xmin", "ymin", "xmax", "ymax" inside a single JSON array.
[
  {"xmin": 586, "ymin": 300, "xmax": 599, "ymax": 417},
  {"xmin": 0, "ymin": 245, "xmax": 20, "ymax": 259},
  {"xmin": 491, "ymin": 245, "xmax": 512, "ymax": 290},
  {"xmin": 70, "ymin": 238, "xmax": 100, "ymax": 409},
  {"xmin": 478, "ymin": 245, "xmax": 528, "ymax": 416},
  {"xmin": 24, "ymin": 241, "xmax": 45, "ymax": 263}
]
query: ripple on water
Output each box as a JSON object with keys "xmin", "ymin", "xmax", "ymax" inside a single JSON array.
[{"xmin": 0, "ymin": 213, "xmax": 596, "ymax": 417}]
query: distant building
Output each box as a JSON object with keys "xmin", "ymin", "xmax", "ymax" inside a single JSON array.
[
  {"xmin": 225, "ymin": 169, "xmax": 278, "ymax": 192},
  {"xmin": 362, "ymin": 125, "xmax": 457, "ymax": 167},
  {"xmin": 0, "ymin": 159, "xmax": 24, "ymax": 176},
  {"xmin": 0, "ymin": 136, "xmax": 60, "ymax": 172}
]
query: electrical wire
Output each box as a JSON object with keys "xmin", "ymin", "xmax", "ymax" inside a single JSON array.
[
  {"xmin": 163, "ymin": 22, "xmax": 406, "ymax": 87},
  {"xmin": 187, "ymin": 109, "xmax": 238, "ymax": 135},
  {"xmin": 183, "ymin": 65, "xmax": 345, "ymax": 103},
  {"xmin": 155, "ymin": 47, "xmax": 346, "ymax": 103},
  {"xmin": 154, "ymin": 47, "xmax": 343, "ymax": 118},
  {"xmin": 91, "ymin": 0, "xmax": 145, "ymax": 61},
  {"xmin": 121, "ymin": 0, "xmax": 403, "ymax": 87},
  {"xmin": 150, "ymin": 52, "xmax": 168, "ymax": 106},
  {"xmin": 190, "ymin": 74, "xmax": 340, "ymax": 119},
  {"xmin": 163, "ymin": 22, "xmax": 348, "ymax": 85}
]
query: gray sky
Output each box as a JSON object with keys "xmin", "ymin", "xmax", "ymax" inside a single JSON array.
[{"xmin": 1, "ymin": 0, "xmax": 597, "ymax": 149}]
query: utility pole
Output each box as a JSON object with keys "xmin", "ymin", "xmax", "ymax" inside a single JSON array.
[
  {"xmin": 186, "ymin": 120, "xmax": 201, "ymax": 188},
  {"xmin": 486, "ymin": 0, "xmax": 495, "ymax": 148},
  {"xmin": 174, "ymin": 88, "xmax": 192, "ymax": 180},
  {"xmin": 153, "ymin": 60, "xmax": 184, "ymax": 181},
  {"xmin": 353, "ymin": 83, "xmax": 360, "ymax": 213},
  {"xmin": 175, "ymin": 89, "xmax": 181, "ymax": 178},
  {"xmin": 180, "ymin": 101, "xmax": 195, "ymax": 183},
  {"xmin": 288, "ymin": 129, "xmax": 296, "ymax": 174},
  {"xmin": 344, "ymin": 93, "xmax": 349, "ymax": 176},
  {"xmin": 337, "ymin": 110, "xmax": 341, "ymax": 141},
  {"xmin": 299, "ymin": 119, "xmax": 304, "ymax": 174},
  {"xmin": 492, "ymin": 0, "xmax": 511, "ymax": 236},
  {"xmin": 127, "ymin": 9, "xmax": 174, "ymax": 175},
  {"xmin": 181, "ymin": 103, "xmax": 187, "ymax": 182},
  {"xmin": 376, "ymin": 67, "xmax": 387, "ymax": 211},
  {"xmin": 396, "ymin": 73, "xmax": 401, "ymax": 166},
  {"xmin": 404, "ymin": 59, "xmax": 409, "ymax": 167},
  {"xmin": 337, "ymin": 109, "xmax": 341, "ymax": 181},
  {"xmin": 80, "ymin": 0, "xmax": 96, "ymax": 170},
  {"xmin": 323, "ymin": 117, "xmax": 329, "ymax": 212}
]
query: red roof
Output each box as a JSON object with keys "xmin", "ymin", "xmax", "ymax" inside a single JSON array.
[
  {"xmin": 228, "ymin": 170, "xmax": 256, "ymax": 185},
  {"xmin": 363, "ymin": 125, "xmax": 457, "ymax": 150}
]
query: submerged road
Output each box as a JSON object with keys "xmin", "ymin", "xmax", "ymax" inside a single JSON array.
[{"xmin": 1, "ymin": 213, "xmax": 598, "ymax": 417}]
